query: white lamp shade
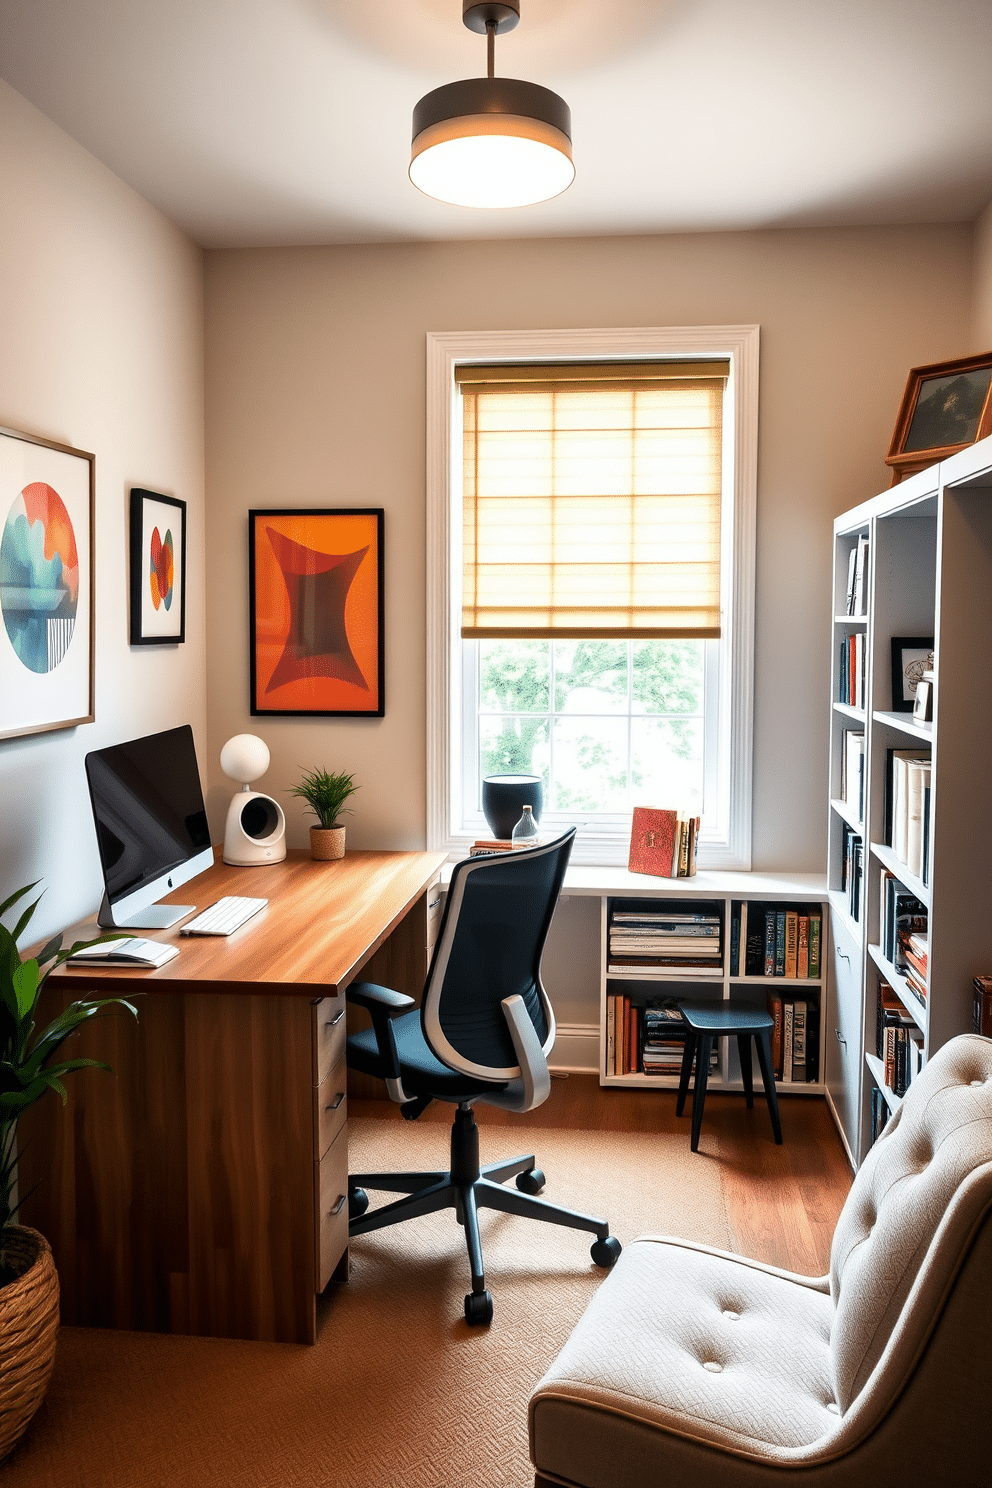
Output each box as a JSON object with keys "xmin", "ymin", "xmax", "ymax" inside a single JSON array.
[
  {"xmin": 220, "ymin": 733, "xmax": 270, "ymax": 786},
  {"xmin": 410, "ymin": 120, "xmax": 574, "ymax": 208}
]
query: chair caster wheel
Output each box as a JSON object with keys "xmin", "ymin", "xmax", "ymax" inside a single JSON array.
[
  {"xmin": 591, "ymin": 1235, "xmax": 622, "ymax": 1268},
  {"xmin": 464, "ymin": 1290, "xmax": 493, "ymax": 1326},
  {"xmin": 349, "ymin": 1187, "xmax": 369, "ymax": 1219},
  {"xmin": 516, "ymin": 1167, "xmax": 545, "ymax": 1195}
]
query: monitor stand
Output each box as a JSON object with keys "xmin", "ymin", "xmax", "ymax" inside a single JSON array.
[{"xmin": 97, "ymin": 892, "xmax": 194, "ymax": 930}]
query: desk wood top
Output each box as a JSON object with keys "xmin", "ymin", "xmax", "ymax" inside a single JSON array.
[{"xmin": 52, "ymin": 848, "xmax": 446, "ymax": 998}]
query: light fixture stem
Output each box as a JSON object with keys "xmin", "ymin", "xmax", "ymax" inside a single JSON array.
[{"xmin": 487, "ymin": 20, "xmax": 495, "ymax": 78}]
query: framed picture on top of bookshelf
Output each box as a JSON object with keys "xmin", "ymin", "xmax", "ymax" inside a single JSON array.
[
  {"xmin": 891, "ymin": 636, "xmax": 934, "ymax": 712},
  {"xmin": 884, "ymin": 351, "xmax": 992, "ymax": 485}
]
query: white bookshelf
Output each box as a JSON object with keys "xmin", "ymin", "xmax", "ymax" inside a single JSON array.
[{"xmin": 826, "ymin": 435, "xmax": 992, "ymax": 1166}]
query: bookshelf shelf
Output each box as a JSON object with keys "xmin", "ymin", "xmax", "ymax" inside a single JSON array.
[
  {"xmin": 600, "ymin": 884, "xmax": 828, "ymax": 1094},
  {"xmin": 827, "ymin": 437, "xmax": 992, "ymax": 1166}
]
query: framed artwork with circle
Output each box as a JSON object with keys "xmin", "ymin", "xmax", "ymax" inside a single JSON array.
[
  {"xmin": 890, "ymin": 636, "xmax": 934, "ymax": 712},
  {"xmin": 129, "ymin": 487, "xmax": 186, "ymax": 645},
  {"xmin": 0, "ymin": 424, "xmax": 95, "ymax": 741},
  {"xmin": 248, "ymin": 507, "xmax": 384, "ymax": 717}
]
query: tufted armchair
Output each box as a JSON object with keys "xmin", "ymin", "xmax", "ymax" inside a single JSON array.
[{"xmin": 529, "ymin": 1034, "xmax": 992, "ymax": 1487}]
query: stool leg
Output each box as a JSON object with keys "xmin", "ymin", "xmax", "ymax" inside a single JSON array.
[
  {"xmin": 676, "ymin": 1033, "xmax": 697, "ymax": 1117},
  {"xmin": 755, "ymin": 1031, "xmax": 783, "ymax": 1144},
  {"xmin": 690, "ymin": 1036, "xmax": 713, "ymax": 1152},
  {"xmin": 737, "ymin": 1034, "xmax": 754, "ymax": 1108}
]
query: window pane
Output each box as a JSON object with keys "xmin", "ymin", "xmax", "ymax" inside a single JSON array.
[
  {"xmin": 551, "ymin": 717, "xmax": 629, "ymax": 812},
  {"xmin": 480, "ymin": 640, "xmax": 550, "ymax": 712},
  {"xmin": 480, "ymin": 715, "xmax": 550, "ymax": 787},
  {"xmin": 631, "ymin": 640, "xmax": 704, "ymax": 715},
  {"xmin": 631, "ymin": 717, "xmax": 704, "ymax": 813},
  {"xmin": 554, "ymin": 640, "xmax": 629, "ymax": 715}
]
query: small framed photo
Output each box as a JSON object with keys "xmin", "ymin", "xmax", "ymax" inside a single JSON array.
[
  {"xmin": 129, "ymin": 487, "xmax": 187, "ymax": 644},
  {"xmin": 891, "ymin": 636, "xmax": 934, "ymax": 712},
  {"xmin": 0, "ymin": 424, "xmax": 95, "ymax": 740},
  {"xmin": 885, "ymin": 352, "xmax": 992, "ymax": 484},
  {"xmin": 249, "ymin": 508, "xmax": 384, "ymax": 717},
  {"xmin": 912, "ymin": 678, "xmax": 933, "ymax": 724}
]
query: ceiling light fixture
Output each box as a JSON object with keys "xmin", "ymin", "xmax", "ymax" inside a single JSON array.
[{"xmin": 410, "ymin": 1, "xmax": 574, "ymax": 210}]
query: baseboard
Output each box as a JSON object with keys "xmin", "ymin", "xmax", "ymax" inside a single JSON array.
[{"xmin": 549, "ymin": 1022, "xmax": 599, "ymax": 1074}]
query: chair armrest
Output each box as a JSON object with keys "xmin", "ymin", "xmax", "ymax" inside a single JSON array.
[
  {"xmin": 346, "ymin": 982, "xmax": 415, "ymax": 1016},
  {"xmin": 346, "ymin": 980, "xmax": 415, "ymax": 1101}
]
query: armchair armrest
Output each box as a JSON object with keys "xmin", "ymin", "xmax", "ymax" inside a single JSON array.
[{"xmin": 346, "ymin": 980, "xmax": 416, "ymax": 1104}]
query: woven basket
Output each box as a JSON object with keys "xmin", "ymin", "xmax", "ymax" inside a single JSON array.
[{"xmin": 0, "ymin": 1227, "xmax": 59, "ymax": 1462}]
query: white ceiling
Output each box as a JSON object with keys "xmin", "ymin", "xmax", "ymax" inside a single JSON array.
[{"xmin": 3, "ymin": 0, "xmax": 992, "ymax": 249}]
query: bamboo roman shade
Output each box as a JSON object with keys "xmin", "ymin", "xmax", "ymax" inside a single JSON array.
[{"xmin": 457, "ymin": 361, "xmax": 729, "ymax": 640}]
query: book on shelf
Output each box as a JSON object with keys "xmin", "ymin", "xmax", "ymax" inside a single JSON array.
[
  {"xmin": 627, "ymin": 808, "xmax": 700, "ymax": 878},
  {"xmin": 608, "ymin": 902, "xmax": 722, "ymax": 969},
  {"xmin": 870, "ymin": 1085, "xmax": 890, "ymax": 1145},
  {"xmin": 784, "ymin": 910, "xmax": 798, "ymax": 978},
  {"xmin": 808, "ymin": 913, "xmax": 821, "ymax": 979},
  {"xmin": 841, "ymin": 827, "xmax": 863, "ymax": 921},
  {"xmin": 842, "ymin": 729, "xmax": 865, "ymax": 823},
  {"xmin": 797, "ymin": 914, "xmax": 810, "ymax": 979},
  {"xmin": 790, "ymin": 1001, "xmax": 807, "ymax": 1082},
  {"xmin": 973, "ymin": 975, "xmax": 992, "ymax": 1037},
  {"xmin": 845, "ymin": 544, "xmax": 858, "ymax": 615},
  {"xmin": 838, "ymin": 632, "xmax": 867, "ymax": 708},
  {"xmin": 768, "ymin": 992, "xmax": 784, "ymax": 1077},
  {"xmin": 885, "ymin": 747, "xmax": 930, "ymax": 872},
  {"xmin": 852, "ymin": 534, "xmax": 870, "ymax": 616},
  {"xmin": 781, "ymin": 1003, "xmax": 795, "ymax": 1083}
]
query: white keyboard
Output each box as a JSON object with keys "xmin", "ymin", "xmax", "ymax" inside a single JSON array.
[{"xmin": 180, "ymin": 896, "xmax": 268, "ymax": 936}]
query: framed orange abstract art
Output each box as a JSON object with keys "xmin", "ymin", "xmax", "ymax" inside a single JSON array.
[
  {"xmin": 249, "ymin": 508, "xmax": 384, "ymax": 717},
  {"xmin": 129, "ymin": 487, "xmax": 186, "ymax": 644}
]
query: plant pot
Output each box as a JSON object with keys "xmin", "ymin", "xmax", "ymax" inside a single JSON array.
[
  {"xmin": 310, "ymin": 825, "xmax": 346, "ymax": 861},
  {"xmin": 0, "ymin": 1226, "xmax": 59, "ymax": 1462}
]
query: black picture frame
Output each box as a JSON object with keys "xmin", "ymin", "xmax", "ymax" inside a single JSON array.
[
  {"xmin": 129, "ymin": 487, "xmax": 187, "ymax": 645},
  {"xmin": 890, "ymin": 636, "xmax": 934, "ymax": 712}
]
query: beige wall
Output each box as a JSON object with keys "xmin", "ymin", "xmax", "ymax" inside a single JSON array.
[
  {"xmin": 0, "ymin": 82, "xmax": 206, "ymax": 940},
  {"xmin": 972, "ymin": 200, "xmax": 992, "ymax": 350},
  {"xmin": 203, "ymin": 226, "xmax": 972, "ymax": 871}
]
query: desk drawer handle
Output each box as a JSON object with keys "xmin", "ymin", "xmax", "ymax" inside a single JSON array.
[
  {"xmin": 835, "ymin": 1028, "xmax": 847, "ymax": 1046},
  {"xmin": 327, "ymin": 1092, "xmax": 345, "ymax": 1112},
  {"xmin": 428, "ymin": 896, "xmax": 442, "ymax": 912},
  {"xmin": 326, "ymin": 1010, "xmax": 345, "ymax": 1028},
  {"xmin": 329, "ymin": 1194, "xmax": 346, "ymax": 1218}
]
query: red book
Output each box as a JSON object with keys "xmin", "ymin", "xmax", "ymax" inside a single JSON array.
[{"xmin": 627, "ymin": 807, "xmax": 678, "ymax": 877}]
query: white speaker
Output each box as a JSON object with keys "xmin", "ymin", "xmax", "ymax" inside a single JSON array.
[{"xmin": 220, "ymin": 734, "xmax": 287, "ymax": 866}]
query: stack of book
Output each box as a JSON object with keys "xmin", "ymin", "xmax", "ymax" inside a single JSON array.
[
  {"xmin": 845, "ymin": 534, "xmax": 870, "ymax": 616},
  {"xmin": 607, "ymin": 905, "xmax": 722, "ymax": 971},
  {"xmin": 838, "ymin": 632, "xmax": 866, "ymax": 708},
  {"xmin": 605, "ymin": 995, "xmax": 720, "ymax": 1078},
  {"xmin": 876, "ymin": 980, "xmax": 924, "ymax": 1096},
  {"xmin": 886, "ymin": 748, "xmax": 932, "ymax": 884},
  {"xmin": 640, "ymin": 1001, "xmax": 689, "ymax": 1077},
  {"xmin": 729, "ymin": 902, "xmax": 822, "ymax": 979},
  {"xmin": 841, "ymin": 826, "xmax": 863, "ymax": 921},
  {"xmin": 627, "ymin": 807, "xmax": 700, "ymax": 878},
  {"xmin": 880, "ymin": 871, "xmax": 927, "ymax": 1003},
  {"xmin": 766, "ymin": 993, "xmax": 820, "ymax": 1083},
  {"xmin": 841, "ymin": 729, "xmax": 865, "ymax": 823},
  {"xmin": 468, "ymin": 838, "xmax": 513, "ymax": 856}
]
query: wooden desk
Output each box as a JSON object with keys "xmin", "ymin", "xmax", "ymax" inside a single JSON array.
[{"xmin": 18, "ymin": 848, "xmax": 445, "ymax": 1344}]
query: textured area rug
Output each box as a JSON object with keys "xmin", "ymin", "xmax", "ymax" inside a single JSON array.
[{"xmin": 3, "ymin": 1119, "xmax": 730, "ymax": 1488}]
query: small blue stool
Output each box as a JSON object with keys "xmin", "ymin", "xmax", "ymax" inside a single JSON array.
[{"xmin": 675, "ymin": 1001, "xmax": 783, "ymax": 1152}]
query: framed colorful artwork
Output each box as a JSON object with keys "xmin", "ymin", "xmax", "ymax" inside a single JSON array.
[
  {"xmin": 249, "ymin": 508, "xmax": 384, "ymax": 717},
  {"xmin": 885, "ymin": 351, "xmax": 992, "ymax": 484},
  {"xmin": 129, "ymin": 487, "xmax": 186, "ymax": 644},
  {"xmin": 0, "ymin": 424, "xmax": 95, "ymax": 741}
]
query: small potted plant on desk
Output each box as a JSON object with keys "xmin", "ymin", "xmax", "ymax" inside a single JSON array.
[
  {"xmin": 0, "ymin": 883, "xmax": 136, "ymax": 1461},
  {"xmin": 289, "ymin": 767, "xmax": 359, "ymax": 861}
]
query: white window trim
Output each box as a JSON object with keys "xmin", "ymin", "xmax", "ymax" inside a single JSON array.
[{"xmin": 425, "ymin": 325, "xmax": 759, "ymax": 869}]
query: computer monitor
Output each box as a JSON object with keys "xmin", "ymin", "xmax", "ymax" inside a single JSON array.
[{"xmin": 85, "ymin": 724, "xmax": 214, "ymax": 929}]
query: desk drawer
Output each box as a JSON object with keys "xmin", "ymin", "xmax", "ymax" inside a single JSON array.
[
  {"xmin": 426, "ymin": 878, "xmax": 444, "ymax": 959},
  {"xmin": 316, "ymin": 1124, "xmax": 349, "ymax": 1291},
  {"xmin": 314, "ymin": 1057, "xmax": 347, "ymax": 1160},
  {"xmin": 314, "ymin": 993, "xmax": 347, "ymax": 1086}
]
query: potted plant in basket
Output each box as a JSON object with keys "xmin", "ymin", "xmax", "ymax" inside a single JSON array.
[
  {"xmin": 289, "ymin": 768, "xmax": 360, "ymax": 861},
  {"xmin": 0, "ymin": 882, "xmax": 136, "ymax": 1461}
]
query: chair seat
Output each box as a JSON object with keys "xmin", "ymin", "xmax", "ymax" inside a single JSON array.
[
  {"xmin": 531, "ymin": 1236, "xmax": 842, "ymax": 1482},
  {"xmin": 347, "ymin": 1008, "xmax": 510, "ymax": 1102}
]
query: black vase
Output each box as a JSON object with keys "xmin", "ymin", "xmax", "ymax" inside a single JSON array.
[{"xmin": 481, "ymin": 774, "xmax": 543, "ymax": 841}]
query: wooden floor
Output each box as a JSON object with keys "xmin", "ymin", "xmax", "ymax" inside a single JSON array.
[{"xmin": 351, "ymin": 1074, "xmax": 854, "ymax": 1278}]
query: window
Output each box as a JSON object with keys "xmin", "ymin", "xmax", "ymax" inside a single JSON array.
[{"xmin": 426, "ymin": 327, "xmax": 758, "ymax": 868}]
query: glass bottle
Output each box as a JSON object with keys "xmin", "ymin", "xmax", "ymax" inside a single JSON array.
[{"xmin": 511, "ymin": 804, "xmax": 539, "ymax": 848}]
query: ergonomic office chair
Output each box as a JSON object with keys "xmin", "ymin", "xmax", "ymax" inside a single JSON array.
[{"xmin": 345, "ymin": 829, "xmax": 621, "ymax": 1325}]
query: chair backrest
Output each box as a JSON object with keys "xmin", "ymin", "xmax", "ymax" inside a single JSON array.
[
  {"xmin": 421, "ymin": 829, "xmax": 575, "ymax": 1082},
  {"xmin": 828, "ymin": 1033, "xmax": 992, "ymax": 1411}
]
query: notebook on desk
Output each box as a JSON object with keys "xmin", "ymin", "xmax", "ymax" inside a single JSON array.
[{"xmin": 67, "ymin": 937, "xmax": 179, "ymax": 968}]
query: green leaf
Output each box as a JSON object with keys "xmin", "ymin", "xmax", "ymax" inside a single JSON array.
[
  {"xmin": 11, "ymin": 894, "xmax": 42, "ymax": 947},
  {"xmin": 35, "ymin": 933, "xmax": 64, "ymax": 968},
  {"xmin": 0, "ymin": 882, "xmax": 39, "ymax": 921},
  {"xmin": 12, "ymin": 959, "xmax": 40, "ymax": 1021}
]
